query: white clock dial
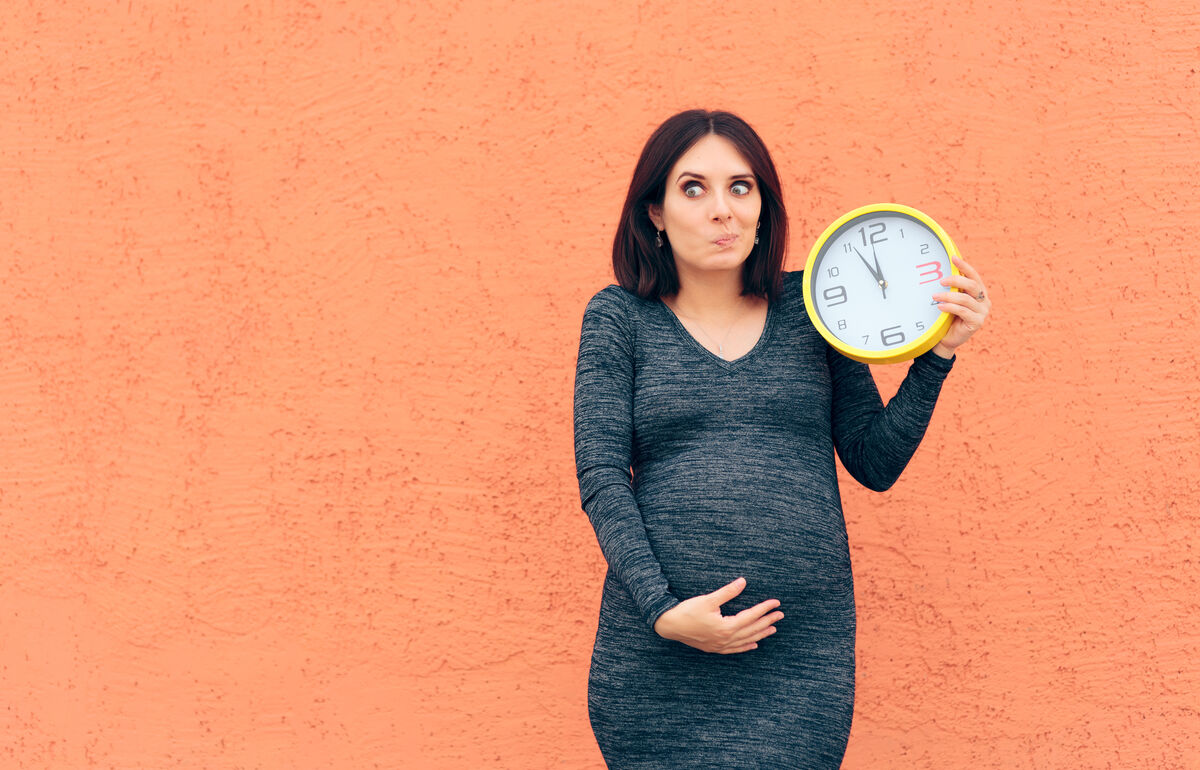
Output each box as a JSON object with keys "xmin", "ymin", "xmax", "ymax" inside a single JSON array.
[{"xmin": 810, "ymin": 213, "xmax": 951, "ymax": 352}]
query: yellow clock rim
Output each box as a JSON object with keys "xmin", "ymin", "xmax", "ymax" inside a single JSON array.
[{"xmin": 801, "ymin": 203, "xmax": 961, "ymax": 365}]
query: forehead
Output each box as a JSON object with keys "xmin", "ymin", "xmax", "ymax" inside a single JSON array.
[{"xmin": 668, "ymin": 134, "xmax": 753, "ymax": 179}]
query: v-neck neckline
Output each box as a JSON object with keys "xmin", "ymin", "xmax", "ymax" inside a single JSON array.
[{"xmin": 658, "ymin": 296, "xmax": 776, "ymax": 371}]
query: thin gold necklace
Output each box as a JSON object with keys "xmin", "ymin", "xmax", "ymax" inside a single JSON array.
[{"xmin": 667, "ymin": 295, "xmax": 754, "ymax": 359}]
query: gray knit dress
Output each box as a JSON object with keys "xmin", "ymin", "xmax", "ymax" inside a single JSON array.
[{"xmin": 573, "ymin": 270, "xmax": 955, "ymax": 768}]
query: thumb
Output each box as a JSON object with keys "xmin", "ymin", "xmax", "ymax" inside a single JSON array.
[{"xmin": 707, "ymin": 576, "xmax": 747, "ymax": 606}]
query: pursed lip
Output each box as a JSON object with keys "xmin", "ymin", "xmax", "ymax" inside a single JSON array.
[{"xmin": 713, "ymin": 233, "xmax": 739, "ymax": 247}]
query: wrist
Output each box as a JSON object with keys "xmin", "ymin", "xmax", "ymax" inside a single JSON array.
[
  {"xmin": 653, "ymin": 607, "xmax": 676, "ymax": 638},
  {"xmin": 930, "ymin": 341, "xmax": 955, "ymax": 359}
]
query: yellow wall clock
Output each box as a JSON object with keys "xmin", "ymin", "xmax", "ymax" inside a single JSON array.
[{"xmin": 801, "ymin": 203, "xmax": 962, "ymax": 364}]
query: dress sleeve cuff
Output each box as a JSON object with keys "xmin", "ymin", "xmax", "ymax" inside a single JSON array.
[
  {"xmin": 645, "ymin": 594, "xmax": 682, "ymax": 632},
  {"xmin": 910, "ymin": 347, "xmax": 956, "ymax": 378}
]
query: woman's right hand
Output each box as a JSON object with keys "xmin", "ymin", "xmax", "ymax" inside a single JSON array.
[{"xmin": 653, "ymin": 577, "xmax": 783, "ymax": 654}]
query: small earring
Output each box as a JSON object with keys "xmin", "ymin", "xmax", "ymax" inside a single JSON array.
[
  {"xmin": 754, "ymin": 222, "xmax": 760, "ymax": 245},
  {"xmin": 655, "ymin": 230, "xmax": 663, "ymax": 248}
]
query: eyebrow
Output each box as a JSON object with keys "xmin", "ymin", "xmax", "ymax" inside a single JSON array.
[{"xmin": 675, "ymin": 171, "xmax": 756, "ymax": 183}]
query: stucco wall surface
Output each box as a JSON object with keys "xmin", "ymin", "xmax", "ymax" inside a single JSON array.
[{"xmin": 2, "ymin": 1, "xmax": 1197, "ymax": 768}]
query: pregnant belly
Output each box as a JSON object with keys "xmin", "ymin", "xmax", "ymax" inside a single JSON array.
[{"xmin": 642, "ymin": 503, "xmax": 854, "ymax": 624}]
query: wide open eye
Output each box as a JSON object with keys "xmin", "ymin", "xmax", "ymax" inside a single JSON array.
[
  {"xmin": 683, "ymin": 182, "xmax": 704, "ymax": 198},
  {"xmin": 731, "ymin": 181, "xmax": 752, "ymax": 196}
]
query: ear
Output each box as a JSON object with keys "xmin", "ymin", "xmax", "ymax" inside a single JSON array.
[{"xmin": 647, "ymin": 203, "xmax": 664, "ymax": 231}]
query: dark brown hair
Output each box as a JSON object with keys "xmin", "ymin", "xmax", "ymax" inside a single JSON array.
[{"xmin": 612, "ymin": 110, "xmax": 788, "ymax": 302}]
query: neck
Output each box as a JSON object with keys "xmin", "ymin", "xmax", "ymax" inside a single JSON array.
[{"xmin": 667, "ymin": 264, "xmax": 753, "ymax": 320}]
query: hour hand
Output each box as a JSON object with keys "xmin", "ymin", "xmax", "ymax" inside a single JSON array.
[
  {"xmin": 870, "ymin": 243, "xmax": 887, "ymax": 285},
  {"xmin": 853, "ymin": 246, "xmax": 879, "ymax": 279}
]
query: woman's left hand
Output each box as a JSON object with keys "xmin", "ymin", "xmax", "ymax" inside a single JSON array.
[{"xmin": 930, "ymin": 254, "xmax": 991, "ymax": 358}]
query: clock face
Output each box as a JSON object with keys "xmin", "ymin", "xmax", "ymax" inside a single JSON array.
[{"xmin": 809, "ymin": 212, "xmax": 952, "ymax": 353}]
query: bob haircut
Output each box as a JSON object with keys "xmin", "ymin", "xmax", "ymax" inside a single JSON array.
[{"xmin": 612, "ymin": 110, "xmax": 788, "ymax": 302}]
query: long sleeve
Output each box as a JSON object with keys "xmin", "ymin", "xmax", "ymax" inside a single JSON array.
[
  {"xmin": 826, "ymin": 345, "xmax": 956, "ymax": 492},
  {"xmin": 573, "ymin": 288, "xmax": 681, "ymax": 630}
]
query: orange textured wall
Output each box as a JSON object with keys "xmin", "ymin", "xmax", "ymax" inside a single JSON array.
[{"xmin": 2, "ymin": 1, "xmax": 1197, "ymax": 768}]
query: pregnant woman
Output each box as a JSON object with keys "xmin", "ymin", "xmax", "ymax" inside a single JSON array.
[{"xmin": 572, "ymin": 109, "xmax": 990, "ymax": 767}]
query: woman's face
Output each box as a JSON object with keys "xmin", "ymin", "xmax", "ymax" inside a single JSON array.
[{"xmin": 648, "ymin": 133, "xmax": 762, "ymax": 284}]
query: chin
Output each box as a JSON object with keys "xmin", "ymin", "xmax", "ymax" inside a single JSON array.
[
  {"xmin": 714, "ymin": 250, "xmax": 752, "ymax": 268},
  {"xmin": 677, "ymin": 249, "xmax": 751, "ymax": 274}
]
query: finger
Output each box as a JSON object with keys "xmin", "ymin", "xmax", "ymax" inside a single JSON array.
[
  {"xmin": 731, "ymin": 598, "xmax": 782, "ymax": 627},
  {"xmin": 949, "ymin": 260, "xmax": 987, "ymax": 301},
  {"xmin": 933, "ymin": 289, "xmax": 982, "ymax": 308},
  {"xmin": 718, "ymin": 642, "xmax": 759, "ymax": 654},
  {"xmin": 936, "ymin": 300, "xmax": 984, "ymax": 322},
  {"xmin": 730, "ymin": 610, "xmax": 783, "ymax": 641},
  {"xmin": 729, "ymin": 620, "xmax": 780, "ymax": 647},
  {"xmin": 951, "ymin": 254, "xmax": 984, "ymax": 285},
  {"xmin": 707, "ymin": 576, "xmax": 748, "ymax": 606},
  {"xmin": 937, "ymin": 274, "xmax": 979, "ymax": 294},
  {"xmin": 936, "ymin": 303, "xmax": 986, "ymax": 332},
  {"xmin": 938, "ymin": 275, "xmax": 989, "ymax": 303}
]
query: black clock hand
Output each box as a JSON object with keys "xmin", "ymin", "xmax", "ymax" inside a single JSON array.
[
  {"xmin": 870, "ymin": 242, "xmax": 888, "ymax": 299},
  {"xmin": 853, "ymin": 246, "xmax": 880, "ymax": 280},
  {"xmin": 853, "ymin": 246, "xmax": 887, "ymax": 298}
]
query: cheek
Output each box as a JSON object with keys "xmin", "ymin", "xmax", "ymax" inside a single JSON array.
[
  {"xmin": 733, "ymin": 193, "xmax": 761, "ymax": 217},
  {"xmin": 665, "ymin": 204, "xmax": 703, "ymax": 232}
]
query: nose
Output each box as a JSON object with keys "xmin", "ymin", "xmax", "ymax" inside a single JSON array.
[{"xmin": 710, "ymin": 189, "xmax": 733, "ymax": 221}]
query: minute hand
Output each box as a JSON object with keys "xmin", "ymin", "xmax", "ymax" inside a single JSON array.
[
  {"xmin": 871, "ymin": 242, "xmax": 888, "ymax": 299},
  {"xmin": 853, "ymin": 246, "xmax": 888, "ymax": 299}
]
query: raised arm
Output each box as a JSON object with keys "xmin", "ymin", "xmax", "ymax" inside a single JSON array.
[
  {"xmin": 574, "ymin": 289, "xmax": 681, "ymax": 629},
  {"xmin": 826, "ymin": 346, "xmax": 955, "ymax": 492}
]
